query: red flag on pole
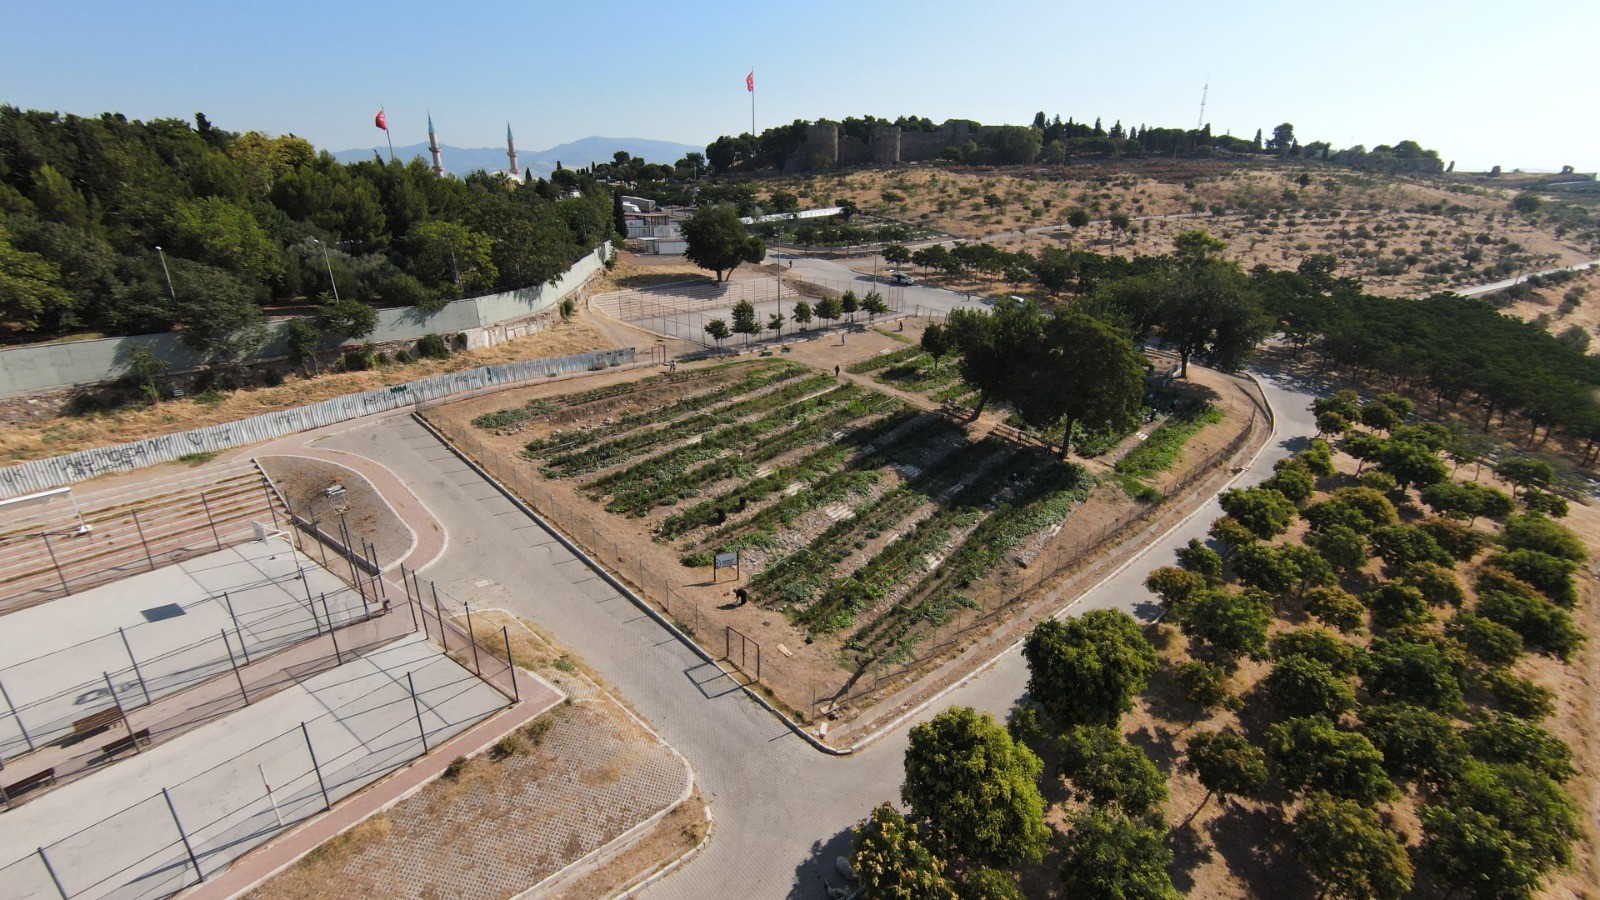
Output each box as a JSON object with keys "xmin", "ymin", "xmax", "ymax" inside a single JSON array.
[
  {"xmin": 374, "ymin": 108, "xmax": 387, "ymax": 131},
  {"xmin": 746, "ymin": 71, "xmax": 754, "ymax": 93}
]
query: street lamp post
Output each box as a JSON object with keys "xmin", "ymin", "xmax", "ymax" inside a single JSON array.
[
  {"xmin": 154, "ymin": 246, "xmax": 177, "ymax": 303},
  {"xmin": 311, "ymin": 239, "xmax": 340, "ymax": 302}
]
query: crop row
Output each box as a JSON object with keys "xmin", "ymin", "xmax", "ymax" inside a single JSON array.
[
  {"xmin": 600, "ymin": 390, "xmax": 905, "ymax": 516},
  {"xmin": 471, "ymin": 368, "xmax": 728, "ymax": 430},
  {"xmin": 853, "ymin": 461, "xmax": 1096, "ymax": 649},
  {"xmin": 656, "ymin": 407, "xmax": 921, "ymax": 540},
  {"xmin": 692, "ymin": 415, "xmax": 960, "ymax": 557},
  {"xmin": 846, "ymin": 346, "xmax": 924, "ymax": 375},
  {"xmin": 539, "ymin": 372, "xmax": 836, "ymax": 478},
  {"xmin": 1112, "ymin": 402, "xmax": 1222, "ymax": 478},
  {"xmin": 523, "ymin": 362, "xmax": 804, "ymax": 457},
  {"xmin": 751, "ymin": 436, "xmax": 1011, "ymax": 618}
]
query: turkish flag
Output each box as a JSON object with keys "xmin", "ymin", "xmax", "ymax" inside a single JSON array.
[
  {"xmin": 746, "ymin": 71, "xmax": 754, "ymax": 93},
  {"xmin": 374, "ymin": 108, "xmax": 387, "ymax": 131}
]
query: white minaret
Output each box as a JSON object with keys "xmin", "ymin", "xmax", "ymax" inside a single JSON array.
[
  {"xmin": 427, "ymin": 113, "xmax": 444, "ymax": 176},
  {"xmin": 506, "ymin": 124, "xmax": 520, "ymax": 177}
]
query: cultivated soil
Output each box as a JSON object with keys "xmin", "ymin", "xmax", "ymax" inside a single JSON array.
[{"xmin": 420, "ymin": 325, "xmax": 1258, "ymax": 735}]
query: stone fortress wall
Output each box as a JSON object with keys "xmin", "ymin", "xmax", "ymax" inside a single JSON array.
[{"xmin": 786, "ymin": 120, "xmax": 989, "ymax": 171}]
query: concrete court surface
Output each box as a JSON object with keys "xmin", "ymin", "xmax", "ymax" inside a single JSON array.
[
  {"xmin": 0, "ymin": 632, "xmax": 512, "ymax": 900},
  {"xmin": 0, "ymin": 537, "xmax": 358, "ymax": 757}
]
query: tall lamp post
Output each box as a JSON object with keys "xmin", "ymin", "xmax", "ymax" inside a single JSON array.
[
  {"xmin": 311, "ymin": 239, "xmax": 340, "ymax": 302},
  {"xmin": 154, "ymin": 246, "xmax": 177, "ymax": 303}
]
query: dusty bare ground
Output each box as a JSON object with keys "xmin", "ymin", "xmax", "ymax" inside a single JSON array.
[
  {"xmin": 775, "ymin": 164, "xmax": 1595, "ymax": 300},
  {"xmin": 420, "ymin": 332, "xmax": 1257, "ymax": 735},
  {"xmin": 248, "ymin": 611, "xmax": 701, "ymax": 900},
  {"xmin": 0, "ymin": 314, "xmax": 619, "ymax": 464},
  {"xmin": 257, "ymin": 455, "xmax": 411, "ymax": 569}
]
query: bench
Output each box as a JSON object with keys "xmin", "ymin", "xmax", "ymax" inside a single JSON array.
[
  {"xmin": 101, "ymin": 728, "xmax": 152, "ymax": 758},
  {"xmin": 3, "ymin": 767, "xmax": 56, "ymax": 798},
  {"xmin": 72, "ymin": 706, "xmax": 124, "ymax": 739}
]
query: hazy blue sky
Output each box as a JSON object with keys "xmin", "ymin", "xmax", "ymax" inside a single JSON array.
[{"xmin": 5, "ymin": 0, "xmax": 1595, "ymax": 172}]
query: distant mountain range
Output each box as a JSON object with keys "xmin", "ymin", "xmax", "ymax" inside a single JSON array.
[{"xmin": 331, "ymin": 135, "xmax": 703, "ymax": 178}]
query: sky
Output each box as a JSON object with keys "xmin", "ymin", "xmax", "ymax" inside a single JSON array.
[{"xmin": 5, "ymin": 0, "xmax": 1597, "ymax": 173}]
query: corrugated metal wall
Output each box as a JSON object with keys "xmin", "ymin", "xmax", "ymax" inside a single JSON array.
[{"xmin": 0, "ymin": 347, "xmax": 635, "ymax": 499}]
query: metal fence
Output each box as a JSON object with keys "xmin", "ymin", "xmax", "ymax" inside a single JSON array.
[
  {"xmin": 0, "ymin": 348, "xmax": 635, "ymax": 501},
  {"xmin": 591, "ymin": 276, "xmax": 910, "ymax": 347}
]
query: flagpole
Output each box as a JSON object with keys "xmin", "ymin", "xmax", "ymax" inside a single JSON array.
[{"xmin": 385, "ymin": 127, "xmax": 395, "ymax": 164}]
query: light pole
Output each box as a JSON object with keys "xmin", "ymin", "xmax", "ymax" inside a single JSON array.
[
  {"xmin": 311, "ymin": 239, "xmax": 340, "ymax": 302},
  {"xmin": 154, "ymin": 246, "xmax": 177, "ymax": 303}
]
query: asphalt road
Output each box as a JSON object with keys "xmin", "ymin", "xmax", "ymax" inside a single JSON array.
[{"xmin": 310, "ymin": 364, "xmax": 1318, "ymax": 898}]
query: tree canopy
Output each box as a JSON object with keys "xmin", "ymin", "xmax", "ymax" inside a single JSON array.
[{"xmin": 1023, "ymin": 611, "xmax": 1158, "ymax": 729}]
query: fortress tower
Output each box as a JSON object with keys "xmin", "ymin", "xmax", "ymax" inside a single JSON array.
[{"xmin": 428, "ymin": 113, "xmax": 445, "ymax": 176}]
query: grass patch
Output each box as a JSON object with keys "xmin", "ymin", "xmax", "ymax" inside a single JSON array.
[
  {"xmin": 1113, "ymin": 403, "xmax": 1222, "ymax": 477},
  {"xmin": 177, "ymin": 451, "xmax": 217, "ymax": 466}
]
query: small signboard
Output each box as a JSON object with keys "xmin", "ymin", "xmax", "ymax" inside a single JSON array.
[{"xmin": 712, "ymin": 551, "xmax": 740, "ymax": 581}]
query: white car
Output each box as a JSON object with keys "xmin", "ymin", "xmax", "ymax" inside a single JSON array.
[{"xmin": 888, "ymin": 272, "xmax": 914, "ymax": 286}]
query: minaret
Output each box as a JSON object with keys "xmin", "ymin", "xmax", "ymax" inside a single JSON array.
[
  {"xmin": 427, "ymin": 113, "xmax": 444, "ymax": 177},
  {"xmin": 506, "ymin": 124, "xmax": 520, "ymax": 177}
]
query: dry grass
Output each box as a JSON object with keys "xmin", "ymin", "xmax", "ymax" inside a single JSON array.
[{"xmin": 0, "ymin": 316, "xmax": 618, "ymax": 465}]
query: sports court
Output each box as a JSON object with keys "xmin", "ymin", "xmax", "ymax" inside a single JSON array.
[
  {"xmin": 0, "ymin": 631, "xmax": 511, "ymax": 899},
  {"xmin": 0, "ymin": 536, "xmax": 361, "ymax": 758}
]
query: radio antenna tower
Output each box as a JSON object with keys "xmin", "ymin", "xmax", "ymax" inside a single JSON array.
[{"xmin": 1196, "ymin": 79, "xmax": 1209, "ymax": 130}]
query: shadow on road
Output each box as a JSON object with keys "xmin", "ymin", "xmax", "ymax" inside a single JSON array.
[{"xmin": 786, "ymin": 822, "xmax": 858, "ymax": 900}]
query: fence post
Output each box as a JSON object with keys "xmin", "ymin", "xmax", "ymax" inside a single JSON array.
[
  {"xmin": 101, "ymin": 672, "xmax": 136, "ymax": 744},
  {"xmin": 301, "ymin": 572, "xmax": 322, "ymax": 636},
  {"xmin": 199, "ymin": 491, "xmax": 223, "ymax": 550},
  {"xmin": 119, "ymin": 627, "xmax": 153, "ymax": 706},
  {"xmin": 222, "ymin": 630, "xmax": 249, "ymax": 705},
  {"xmin": 301, "ymin": 722, "xmax": 331, "ymax": 810},
  {"xmin": 37, "ymin": 847, "xmax": 68, "ymax": 900},
  {"xmin": 407, "ymin": 671, "xmax": 429, "ymax": 753},
  {"xmin": 38, "ymin": 531, "xmax": 70, "ymax": 596},
  {"xmin": 162, "ymin": 787, "xmax": 205, "ymax": 884},
  {"xmin": 0, "ymin": 678, "xmax": 35, "ymax": 752},
  {"xmin": 260, "ymin": 480, "xmax": 282, "ymax": 531},
  {"xmin": 502, "ymin": 627, "xmax": 519, "ymax": 702},
  {"xmin": 432, "ymin": 584, "xmax": 448, "ymax": 651},
  {"xmin": 130, "ymin": 509, "xmax": 156, "ymax": 570},
  {"xmin": 464, "ymin": 605, "xmax": 482, "ymax": 675},
  {"xmin": 322, "ymin": 595, "xmax": 343, "ymax": 665}
]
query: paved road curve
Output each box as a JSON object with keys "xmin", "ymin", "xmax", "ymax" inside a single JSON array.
[{"xmin": 311, "ymin": 365, "xmax": 1317, "ymax": 898}]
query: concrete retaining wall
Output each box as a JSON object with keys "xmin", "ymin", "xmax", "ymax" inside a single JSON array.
[{"xmin": 0, "ymin": 245, "xmax": 611, "ymax": 397}]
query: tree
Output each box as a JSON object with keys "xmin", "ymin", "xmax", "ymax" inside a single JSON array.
[
  {"xmin": 1419, "ymin": 481, "xmax": 1514, "ymax": 524},
  {"xmin": 815, "ymin": 294, "xmax": 843, "ymax": 327},
  {"xmin": 841, "ymin": 289, "xmax": 860, "ymax": 323},
  {"xmin": 1208, "ymin": 516, "xmax": 1257, "ymax": 556},
  {"xmin": 1057, "ymin": 811, "xmax": 1179, "ymax": 900},
  {"xmin": 313, "ymin": 291, "xmax": 378, "ymax": 343},
  {"xmin": 1023, "ymin": 611, "xmax": 1158, "ymax": 729},
  {"xmin": 1269, "ymin": 123, "xmax": 1297, "ymax": 155},
  {"xmin": 1265, "ymin": 716, "xmax": 1397, "ymax": 804},
  {"xmin": 0, "ymin": 223, "xmax": 73, "ymax": 330},
  {"xmin": 1304, "ymin": 585, "xmax": 1366, "ymax": 633},
  {"xmin": 767, "ymin": 311, "xmax": 785, "ymax": 339},
  {"xmin": 1175, "ymin": 538, "xmax": 1223, "ymax": 585},
  {"xmin": 862, "ymin": 290, "xmax": 890, "ymax": 324},
  {"xmin": 1364, "ymin": 636, "xmax": 1465, "ymax": 713},
  {"xmin": 1173, "ymin": 660, "xmax": 1231, "ymax": 711},
  {"xmin": 901, "ymin": 707, "xmax": 1049, "ymax": 865},
  {"xmin": 730, "ymin": 298, "xmax": 759, "ymax": 345},
  {"xmin": 850, "ymin": 804, "xmax": 956, "ymax": 900},
  {"xmin": 1362, "ymin": 703, "xmax": 1467, "ymax": 786},
  {"xmin": 1492, "ymin": 457, "xmax": 1553, "ymax": 498},
  {"xmin": 1183, "ymin": 730, "xmax": 1267, "ymax": 815},
  {"xmin": 283, "ymin": 317, "xmax": 322, "ymax": 373},
  {"xmin": 1057, "ymin": 726, "xmax": 1168, "ymax": 819},
  {"xmin": 1145, "ymin": 566, "xmax": 1206, "ymax": 610},
  {"xmin": 1377, "ymin": 440, "xmax": 1448, "ymax": 491},
  {"xmin": 1500, "ymin": 513, "xmax": 1587, "ymax": 563},
  {"xmin": 1262, "ymin": 655, "xmax": 1356, "ymax": 720},
  {"xmin": 1013, "ymin": 312, "xmax": 1146, "ymax": 459},
  {"xmin": 1476, "ymin": 588, "xmax": 1583, "ymax": 661},
  {"xmin": 882, "ymin": 243, "xmax": 911, "ymax": 267},
  {"xmin": 1365, "ymin": 582, "xmax": 1434, "ymax": 629},
  {"xmin": 1155, "ymin": 255, "xmax": 1267, "ymax": 377},
  {"xmin": 790, "ymin": 298, "xmax": 812, "ymax": 332},
  {"xmin": 1066, "ymin": 208, "xmax": 1091, "ymax": 229},
  {"xmin": 1420, "ymin": 762, "xmax": 1580, "ymax": 899},
  {"xmin": 1292, "ymin": 793, "xmax": 1412, "ymax": 900},
  {"xmin": 1445, "ymin": 612, "xmax": 1524, "ymax": 668},
  {"xmin": 1309, "ymin": 524, "xmax": 1368, "ymax": 574},
  {"xmin": 1463, "ymin": 714, "xmax": 1575, "ymax": 782},
  {"xmin": 920, "ymin": 321, "xmax": 949, "ymax": 370},
  {"xmin": 704, "ymin": 317, "xmax": 730, "ymax": 348},
  {"xmin": 401, "ymin": 221, "xmax": 498, "ymax": 296},
  {"xmin": 681, "ymin": 204, "xmax": 765, "ymax": 282},
  {"xmin": 1218, "ymin": 486, "xmax": 1296, "ymax": 540},
  {"xmin": 1369, "ymin": 525, "xmax": 1453, "ymax": 569},
  {"xmin": 1176, "ymin": 589, "xmax": 1271, "ymax": 666}
]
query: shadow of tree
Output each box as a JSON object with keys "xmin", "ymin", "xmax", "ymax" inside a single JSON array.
[
  {"xmin": 786, "ymin": 821, "xmax": 859, "ymax": 900},
  {"xmin": 1206, "ymin": 802, "xmax": 1317, "ymax": 899}
]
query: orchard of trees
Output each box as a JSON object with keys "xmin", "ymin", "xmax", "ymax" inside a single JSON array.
[{"xmin": 0, "ymin": 107, "xmax": 618, "ymax": 357}]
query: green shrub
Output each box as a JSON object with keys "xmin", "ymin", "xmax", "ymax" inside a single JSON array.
[{"xmin": 416, "ymin": 333, "xmax": 451, "ymax": 359}]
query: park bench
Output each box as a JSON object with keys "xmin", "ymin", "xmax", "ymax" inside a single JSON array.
[
  {"xmin": 101, "ymin": 728, "xmax": 152, "ymax": 759},
  {"xmin": 71, "ymin": 706, "xmax": 124, "ymax": 740},
  {"xmin": 3, "ymin": 767, "xmax": 56, "ymax": 798}
]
